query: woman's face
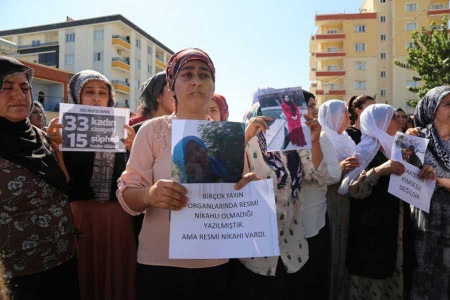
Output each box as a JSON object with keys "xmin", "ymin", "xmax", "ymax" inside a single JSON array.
[
  {"xmin": 207, "ymin": 100, "xmax": 221, "ymax": 121},
  {"xmin": 29, "ymin": 106, "xmax": 44, "ymax": 128},
  {"xmin": 338, "ymin": 108, "xmax": 351, "ymax": 134},
  {"xmin": 80, "ymin": 80, "xmax": 110, "ymax": 107},
  {"xmin": 386, "ymin": 115, "xmax": 401, "ymax": 136},
  {"xmin": 307, "ymin": 97, "xmax": 318, "ymax": 118},
  {"xmin": 356, "ymin": 99, "xmax": 375, "ymax": 117},
  {"xmin": 394, "ymin": 110, "xmax": 407, "ymax": 130},
  {"xmin": 185, "ymin": 140, "xmax": 209, "ymax": 168},
  {"xmin": 0, "ymin": 73, "xmax": 31, "ymax": 122},
  {"xmin": 283, "ymin": 95, "xmax": 289, "ymax": 102},
  {"xmin": 435, "ymin": 93, "xmax": 450, "ymax": 129},
  {"xmin": 172, "ymin": 60, "xmax": 214, "ymax": 114},
  {"xmin": 157, "ymin": 83, "xmax": 175, "ymax": 114}
]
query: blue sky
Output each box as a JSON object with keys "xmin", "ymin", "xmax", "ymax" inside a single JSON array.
[{"xmin": 0, "ymin": 0, "xmax": 361, "ymax": 121}]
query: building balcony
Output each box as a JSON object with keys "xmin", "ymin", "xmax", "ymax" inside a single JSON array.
[
  {"xmin": 315, "ymin": 50, "xmax": 345, "ymax": 59},
  {"xmin": 111, "ymin": 80, "xmax": 130, "ymax": 94},
  {"xmin": 428, "ymin": 3, "xmax": 450, "ymax": 16},
  {"xmin": 316, "ymin": 69, "xmax": 345, "ymax": 77},
  {"xmin": 315, "ymin": 32, "xmax": 345, "ymax": 41},
  {"xmin": 111, "ymin": 57, "xmax": 130, "ymax": 72},
  {"xmin": 155, "ymin": 56, "xmax": 166, "ymax": 69},
  {"xmin": 315, "ymin": 88, "xmax": 346, "ymax": 96},
  {"xmin": 18, "ymin": 41, "xmax": 58, "ymax": 50},
  {"xmin": 112, "ymin": 35, "xmax": 131, "ymax": 51}
]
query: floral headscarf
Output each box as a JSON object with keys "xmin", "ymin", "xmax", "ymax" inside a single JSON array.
[{"xmin": 139, "ymin": 71, "xmax": 167, "ymax": 111}]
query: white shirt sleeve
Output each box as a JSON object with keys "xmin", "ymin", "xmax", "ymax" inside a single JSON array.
[{"xmin": 319, "ymin": 133, "xmax": 342, "ymax": 185}]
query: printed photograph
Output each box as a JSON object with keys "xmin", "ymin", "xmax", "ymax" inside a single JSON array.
[
  {"xmin": 392, "ymin": 132, "xmax": 428, "ymax": 169},
  {"xmin": 171, "ymin": 120, "xmax": 245, "ymax": 184},
  {"xmin": 258, "ymin": 87, "xmax": 311, "ymax": 151}
]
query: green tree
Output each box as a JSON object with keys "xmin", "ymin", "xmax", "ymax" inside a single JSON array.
[
  {"xmin": 394, "ymin": 16, "xmax": 450, "ymax": 107},
  {"xmin": 198, "ymin": 122, "xmax": 245, "ymax": 182}
]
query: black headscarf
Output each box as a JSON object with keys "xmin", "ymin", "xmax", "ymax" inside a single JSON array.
[
  {"xmin": 139, "ymin": 71, "xmax": 167, "ymax": 111},
  {"xmin": 0, "ymin": 56, "xmax": 69, "ymax": 192},
  {"xmin": 414, "ymin": 86, "xmax": 450, "ymax": 171}
]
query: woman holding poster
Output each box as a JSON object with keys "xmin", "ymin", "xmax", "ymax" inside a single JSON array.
[
  {"xmin": 280, "ymin": 94, "xmax": 307, "ymax": 147},
  {"xmin": 409, "ymin": 86, "xmax": 450, "ymax": 300},
  {"xmin": 338, "ymin": 104, "xmax": 435, "ymax": 300},
  {"xmin": 117, "ymin": 48, "xmax": 257, "ymax": 300}
]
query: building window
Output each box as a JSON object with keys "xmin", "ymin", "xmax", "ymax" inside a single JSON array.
[
  {"xmin": 93, "ymin": 52, "xmax": 103, "ymax": 62},
  {"xmin": 147, "ymin": 64, "xmax": 151, "ymax": 73},
  {"xmin": 380, "ymin": 16, "xmax": 386, "ymax": 22},
  {"xmin": 327, "ymin": 29, "xmax": 338, "ymax": 34},
  {"xmin": 380, "ymin": 0, "xmax": 386, "ymax": 2},
  {"xmin": 355, "ymin": 62, "xmax": 367, "ymax": 70},
  {"xmin": 31, "ymin": 40, "xmax": 41, "ymax": 47},
  {"xmin": 355, "ymin": 81, "xmax": 366, "ymax": 89},
  {"xmin": 381, "ymin": 52, "xmax": 387, "ymax": 59},
  {"xmin": 406, "ymin": 22, "xmax": 418, "ymax": 31},
  {"xmin": 135, "ymin": 79, "xmax": 140, "ymax": 88},
  {"xmin": 431, "ymin": 4, "xmax": 444, "ymax": 10},
  {"xmin": 136, "ymin": 39, "xmax": 141, "ymax": 48},
  {"xmin": 405, "ymin": 42, "xmax": 415, "ymax": 49},
  {"xmin": 355, "ymin": 25, "xmax": 366, "ymax": 33},
  {"xmin": 327, "ymin": 47, "xmax": 339, "ymax": 52},
  {"xmin": 405, "ymin": 3, "xmax": 418, "ymax": 11},
  {"xmin": 94, "ymin": 30, "xmax": 104, "ymax": 41},
  {"xmin": 381, "ymin": 89, "xmax": 387, "ymax": 96},
  {"xmin": 147, "ymin": 46, "xmax": 152, "ymax": 54},
  {"xmin": 381, "ymin": 71, "xmax": 387, "ymax": 77},
  {"xmin": 65, "ymin": 54, "xmax": 74, "ymax": 65},
  {"xmin": 65, "ymin": 33, "xmax": 75, "ymax": 43},
  {"xmin": 327, "ymin": 65, "xmax": 339, "ymax": 71},
  {"xmin": 355, "ymin": 43, "xmax": 366, "ymax": 52},
  {"xmin": 381, "ymin": 34, "xmax": 387, "ymax": 41},
  {"xmin": 406, "ymin": 80, "xmax": 417, "ymax": 88},
  {"xmin": 38, "ymin": 91, "xmax": 45, "ymax": 104},
  {"xmin": 136, "ymin": 59, "xmax": 141, "ymax": 70}
]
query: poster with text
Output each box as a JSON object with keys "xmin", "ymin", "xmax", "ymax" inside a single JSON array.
[
  {"xmin": 388, "ymin": 132, "xmax": 435, "ymax": 212},
  {"xmin": 257, "ymin": 86, "xmax": 311, "ymax": 152},
  {"xmin": 171, "ymin": 119, "xmax": 245, "ymax": 184},
  {"xmin": 169, "ymin": 179, "xmax": 280, "ymax": 259},
  {"xmin": 59, "ymin": 103, "xmax": 129, "ymax": 152}
]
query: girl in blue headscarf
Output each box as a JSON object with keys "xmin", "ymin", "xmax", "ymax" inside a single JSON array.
[{"xmin": 173, "ymin": 136, "xmax": 230, "ymax": 183}]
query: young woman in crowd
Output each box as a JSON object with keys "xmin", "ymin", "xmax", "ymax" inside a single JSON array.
[
  {"xmin": 29, "ymin": 101, "xmax": 47, "ymax": 129},
  {"xmin": 346, "ymin": 95, "xmax": 375, "ymax": 144},
  {"xmin": 395, "ymin": 108, "xmax": 408, "ymax": 132},
  {"xmin": 48, "ymin": 70, "xmax": 137, "ymax": 300},
  {"xmin": 409, "ymin": 86, "xmax": 450, "ymax": 299},
  {"xmin": 0, "ymin": 56, "xmax": 78, "ymax": 300},
  {"xmin": 117, "ymin": 48, "xmax": 257, "ymax": 300},
  {"xmin": 339, "ymin": 104, "xmax": 435, "ymax": 299},
  {"xmin": 208, "ymin": 93, "xmax": 229, "ymax": 121}
]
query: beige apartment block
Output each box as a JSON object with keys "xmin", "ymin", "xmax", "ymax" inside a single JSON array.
[
  {"xmin": 0, "ymin": 15, "xmax": 174, "ymax": 111},
  {"xmin": 310, "ymin": 0, "xmax": 450, "ymax": 114}
]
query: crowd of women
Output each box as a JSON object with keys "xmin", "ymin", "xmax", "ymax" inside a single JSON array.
[{"xmin": 0, "ymin": 48, "xmax": 448, "ymax": 300}]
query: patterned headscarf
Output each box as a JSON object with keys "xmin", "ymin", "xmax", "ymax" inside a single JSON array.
[
  {"xmin": 415, "ymin": 86, "xmax": 450, "ymax": 170},
  {"xmin": 31, "ymin": 101, "xmax": 47, "ymax": 128},
  {"xmin": 339, "ymin": 104, "xmax": 395, "ymax": 194},
  {"xmin": 139, "ymin": 71, "xmax": 167, "ymax": 111},
  {"xmin": 211, "ymin": 94, "xmax": 229, "ymax": 121},
  {"xmin": 318, "ymin": 100, "xmax": 356, "ymax": 161},
  {"xmin": 68, "ymin": 70, "xmax": 115, "ymax": 107},
  {"xmin": 166, "ymin": 48, "xmax": 215, "ymax": 91}
]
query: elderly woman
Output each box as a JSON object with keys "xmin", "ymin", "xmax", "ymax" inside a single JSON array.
[
  {"xmin": 0, "ymin": 56, "xmax": 78, "ymax": 299},
  {"xmin": 409, "ymin": 86, "xmax": 450, "ymax": 300},
  {"xmin": 117, "ymin": 48, "xmax": 257, "ymax": 300},
  {"xmin": 173, "ymin": 136, "xmax": 230, "ymax": 183},
  {"xmin": 130, "ymin": 71, "xmax": 174, "ymax": 130},
  {"xmin": 339, "ymin": 104, "xmax": 435, "ymax": 300},
  {"xmin": 49, "ymin": 70, "xmax": 136, "ymax": 300},
  {"xmin": 29, "ymin": 101, "xmax": 47, "ymax": 129},
  {"xmin": 208, "ymin": 93, "xmax": 229, "ymax": 121}
]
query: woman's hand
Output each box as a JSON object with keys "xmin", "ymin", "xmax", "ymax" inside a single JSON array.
[
  {"xmin": 122, "ymin": 124, "xmax": 136, "ymax": 151},
  {"xmin": 419, "ymin": 165, "xmax": 436, "ymax": 180},
  {"xmin": 304, "ymin": 114, "xmax": 321, "ymax": 143},
  {"xmin": 436, "ymin": 178, "xmax": 450, "ymax": 192},
  {"xmin": 340, "ymin": 157, "xmax": 360, "ymax": 173},
  {"xmin": 374, "ymin": 160, "xmax": 405, "ymax": 176},
  {"xmin": 234, "ymin": 172, "xmax": 260, "ymax": 190},
  {"xmin": 245, "ymin": 116, "xmax": 272, "ymax": 144},
  {"xmin": 405, "ymin": 127, "xmax": 420, "ymax": 137},
  {"xmin": 46, "ymin": 117, "xmax": 63, "ymax": 149},
  {"xmin": 144, "ymin": 179, "xmax": 188, "ymax": 210},
  {"xmin": 292, "ymin": 115, "xmax": 298, "ymax": 120}
]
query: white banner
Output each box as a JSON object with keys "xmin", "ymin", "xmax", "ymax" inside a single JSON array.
[
  {"xmin": 59, "ymin": 103, "xmax": 129, "ymax": 152},
  {"xmin": 169, "ymin": 179, "xmax": 280, "ymax": 259}
]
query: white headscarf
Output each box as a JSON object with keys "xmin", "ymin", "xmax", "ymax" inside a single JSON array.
[
  {"xmin": 339, "ymin": 104, "xmax": 395, "ymax": 194},
  {"xmin": 318, "ymin": 100, "xmax": 356, "ymax": 161}
]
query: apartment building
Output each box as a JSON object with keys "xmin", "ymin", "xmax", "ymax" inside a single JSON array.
[
  {"xmin": 309, "ymin": 0, "xmax": 450, "ymax": 113},
  {"xmin": 0, "ymin": 15, "xmax": 174, "ymax": 111}
]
